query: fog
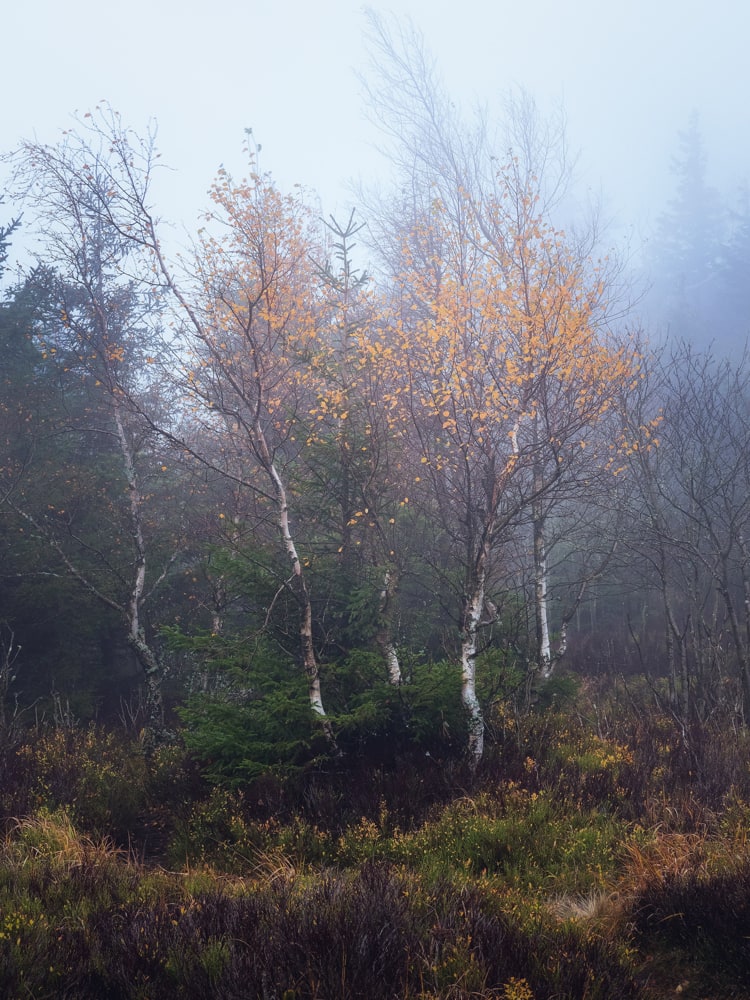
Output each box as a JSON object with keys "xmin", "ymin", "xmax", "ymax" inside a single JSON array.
[
  {"xmin": 4, "ymin": 0, "xmax": 750, "ymax": 346},
  {"xmin": 6, "ymin": 6, "xmax": 750, "ymax": 917}
]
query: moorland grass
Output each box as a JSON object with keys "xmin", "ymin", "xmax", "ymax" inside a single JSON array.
[{"xmin": 2, "ymin": 680, "xmax": 750, "ymax": 997}]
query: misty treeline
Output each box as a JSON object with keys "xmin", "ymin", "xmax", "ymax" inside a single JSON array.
[
  {"xmin": 1, "ymin": 16, "xmax": 749, "ymax": 770},
  {"xmin": 645, "ymin": 109, "xmax": 750, "ymax": 352}
]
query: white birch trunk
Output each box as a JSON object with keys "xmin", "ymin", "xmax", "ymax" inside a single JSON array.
[
  {"xmin": 113, "ymin": 401, "xmax": 164, "ymax": 729},
  {"xmin": 533, "ymin": 508, "xmax": 553, "ymax": 680},
  {"xmin": 256, "ymin": 420, "xmax": 327, "ymax": 717},
  {"xmin": 461, "ymin": 566, "xmax": 486, "ymax": 767},
  {"xmin": 376, "ymin": 569, "xmax": 402, "ymax": 685},
  {"xmin": 383, "ymin": 642, "xmax": 402, "ymax": 686}
]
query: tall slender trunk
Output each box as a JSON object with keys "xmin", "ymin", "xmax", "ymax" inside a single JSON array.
[
  {"xmin": 461, "ymin": 525, "xmax": 492, "ymax": 767},
  {"xmin": 461, "ymin": 579, "xmax": 485, "ymax": 767},
  {"xmin": 255, "ymin": 419, "xmax": 326, "ymax": 717},
  {"xmin": 530, "ymin": 415, "xmax": 556, "ymax": 681},
  {"xmin": 532, "ymin": 499, "xmax": 552, "ymax": 679},
  {"xmin": 376, "ymin": 568, "xmax": 402, "ymax": 684},
  {"xmin": 113, "ymin": 400, "xmax": 165, "ymax": 731},
  {"xmin": 128, "ymin": 629, "xmax": 164, "ymax": 733},
  {"xmin": 210, "ymin": 579, "xmax": 227, "ymax": 636}
]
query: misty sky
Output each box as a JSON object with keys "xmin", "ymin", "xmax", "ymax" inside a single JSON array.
[{"xmin": 4, "ymin": 0, "xmax": 750, "ymax": 254}]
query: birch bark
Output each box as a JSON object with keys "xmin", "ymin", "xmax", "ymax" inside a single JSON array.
[{"xmin": 256, "ymin": 421, "xmax": 326, "ymax": 716}]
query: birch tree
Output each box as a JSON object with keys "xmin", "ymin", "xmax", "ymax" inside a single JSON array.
[
  {"xmin": 4, "ymin": 139, "xmax": 179, "ymax": 730},
  {"xmin": 7, "ymin": 109, "xmax": 344, "ymax": 727},
  {"xmin": 387, "ymin": 187, "xmax": 637, "ymax": 762},
  {"xmin": 360, "ymin": 12, "xmax": 640, "ymax": 764},
  {"xmin": 176, "ymin": 162, "xmax": 332, "ymax": 720}
]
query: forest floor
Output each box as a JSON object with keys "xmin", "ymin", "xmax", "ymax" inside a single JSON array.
[{"xmin": 1, "ymin": 676, "xmax": 749, "ymax": 998}]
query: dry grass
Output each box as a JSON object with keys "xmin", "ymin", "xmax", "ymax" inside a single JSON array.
[
  {"xmin": 620, "ymin": 832, "xmax": 710, "ymax": 893},
  {"xmin": 546, "ymin": 889, "xmax": 627, "ymax": 937},
  {"xmin": 249, "ymin": 845, "xmax": 298, "ymax": 884},
  {"xmin": 4, "ymin": 808, "xmax": 125, "ymax": 868}
]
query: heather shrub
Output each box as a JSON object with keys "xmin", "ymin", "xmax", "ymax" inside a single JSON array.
[
  {"xmin": 0, "ymin": 822, "xmax": 646, "ymax": 1000},
  {"xmin": 13, "ymin": 725, "xmax": 148, "ymax": 839},
  {"xmin": 167, "ymin": 785, "xmax": 333, "ymax": 872},
  {"xmin": 393, "ymin": 787, "xmax": 627, "ymax": 893},
  {"xmin": 4, "ymin": 673, "xmax": 750, "ymax": 996}
]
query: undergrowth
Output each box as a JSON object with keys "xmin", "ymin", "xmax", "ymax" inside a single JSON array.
[{"xmin": 1, "ymin": 676, "xmax": 750, "ymax": 997}]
